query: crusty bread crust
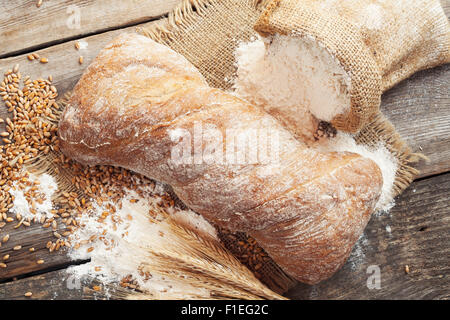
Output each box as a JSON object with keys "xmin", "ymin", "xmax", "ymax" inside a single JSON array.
[{"xmin": 59, "ymin": 33, "xmax": 382, "ymax": 284}]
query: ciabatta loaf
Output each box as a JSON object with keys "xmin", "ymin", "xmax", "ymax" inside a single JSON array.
[{"xmin": 58, "ymin": 33, "xmax": 382, "ymax": 284}]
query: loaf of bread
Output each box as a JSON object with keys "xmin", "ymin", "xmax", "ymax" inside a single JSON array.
[{"xmin": 58, "ymin": 33, "xmax": 383, "ymax": 284}]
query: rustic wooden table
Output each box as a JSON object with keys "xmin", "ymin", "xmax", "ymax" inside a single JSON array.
[{"xmin": 0, "ymin": 0, "xmax": 448, "ymax": 300}]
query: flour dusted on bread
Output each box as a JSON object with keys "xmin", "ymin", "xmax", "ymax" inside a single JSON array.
[
  {"xmin": 253, "ymin": 0, "xmax": 450, "ymax": 133},
  {"xmin": 59, "ymin": 33, "xmax": 383, "ymax": 284},
  {"xmin": 8, "ymin": 171, "xmax": 57, "ymax": 221}
]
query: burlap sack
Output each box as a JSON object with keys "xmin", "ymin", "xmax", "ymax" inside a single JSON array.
[
  {"xmin": 138, "ymin": 0, "xmax": 449, "ymax": 293},
  {"xmin": 255, "ymin": 0, "xmax": 450, "ymax": 133}
]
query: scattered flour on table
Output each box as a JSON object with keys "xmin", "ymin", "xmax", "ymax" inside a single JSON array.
[
  {"xmin": 8, "ymin": 171, "xmax": 57, "ymax": 220},
  {"xmin": 7, "ymin": 169, "xmax": 219, "ymax": 298}
]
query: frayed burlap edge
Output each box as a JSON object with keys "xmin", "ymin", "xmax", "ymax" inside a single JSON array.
[
  {"xmin": 138, "ymin": 0, "xmax": 271, "ymax": 43},
  {"xmin": 139, "ymin": 0, "xmax": 271, "ymax": 43}
]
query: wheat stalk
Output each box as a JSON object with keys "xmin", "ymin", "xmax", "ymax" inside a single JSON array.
[{"xmin": 125, "ymin": 214, "xmax": 285, "ymax": 300}]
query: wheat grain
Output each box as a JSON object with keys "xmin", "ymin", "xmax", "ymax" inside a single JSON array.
[{"xmin": 0, "ymin": 66, "xmax": 281, "ymax": 299}]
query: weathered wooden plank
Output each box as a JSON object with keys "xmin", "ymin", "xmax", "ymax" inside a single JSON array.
[
  {"xmin": 0, "ymin": 268, "xmax": 131, "ymax": 300},
  {"xmin": 0, "ymin": 0, "xmax": 180, "ymax": 57},
  {"xmin": 381, "ymin": 64, "xmax": 450, "ymax": 179},
  {"xmin": 0, "ymin": 21, "xmax": 164, "ymax": 281},
  {"xmin": 287, "ymin": 172, "xmax": 450, "ymax": 300}
]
